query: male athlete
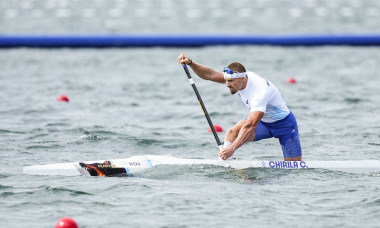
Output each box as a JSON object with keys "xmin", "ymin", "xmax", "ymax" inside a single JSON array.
[{"xmin": 177, "ymin": 53, "xmax": 302, "ymax": 161}]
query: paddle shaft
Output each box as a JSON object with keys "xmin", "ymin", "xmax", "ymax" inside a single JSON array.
[{"xmin": 182, "ymin": 64, "xmax": 223, "ymax": 149}]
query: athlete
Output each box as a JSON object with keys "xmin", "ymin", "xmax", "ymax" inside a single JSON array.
[{"xmin": 177, "ymin": 53, "xmax": 302, "ymax": 161}]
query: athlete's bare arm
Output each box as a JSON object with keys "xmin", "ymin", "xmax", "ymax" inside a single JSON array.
[{"xmin": 177, "ymin": 53, "xmax": 225, "ymax": 83}]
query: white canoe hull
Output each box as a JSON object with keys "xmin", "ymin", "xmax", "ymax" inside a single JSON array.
[{"xmin": 23, "ymin": 155, "xmax": 380, "ymax": 176}]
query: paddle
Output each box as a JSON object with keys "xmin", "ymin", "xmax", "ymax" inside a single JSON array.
[{"xmin": 182, "ymin": 64, "xmax": 223, "ymax": 151}]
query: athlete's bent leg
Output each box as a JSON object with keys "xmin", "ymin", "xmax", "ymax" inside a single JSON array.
[{"xmin": 279, "ymin": 130, "xmax": 302, "ymax": 161}]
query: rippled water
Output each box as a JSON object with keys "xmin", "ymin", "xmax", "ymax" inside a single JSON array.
[
  {"xmin": 1, "ymin": 46, "xmax": 380, "ymax": 227},
  {"xmin": 2, "ymin": 0, "xmax": 380, "ymax": 227}
]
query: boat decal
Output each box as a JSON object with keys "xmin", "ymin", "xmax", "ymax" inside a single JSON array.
[
  {"xmin": 268, "ymin": 161, "xmax": 309, "ymax": 169},
  {"xmin": 125, "ymin": 168, "xmax": 131, "ymax": 176},
  {"xmin": 79, "ymin": 161, "xmax": 129, "ymax": 177}
]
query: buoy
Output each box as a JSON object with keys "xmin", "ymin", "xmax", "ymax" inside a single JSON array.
[
  {"xmin": 55, "ymin": 217, "xmax": 78, "ymax": 228},
  {"xmin": 286, "ymin": 77, "xmax": 297, "ymax": 84},
  {"xmin": 57, "ymin": 95, "xmax": 69, "ymax": 102},
  {"xmin": 208, "ymin": 124, "xmax": 223, "ymax": 132}
]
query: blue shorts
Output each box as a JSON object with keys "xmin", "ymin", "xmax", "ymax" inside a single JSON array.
[{"xmin": 254, "ymin": 112, "xmax": 302, "ymax": 158}]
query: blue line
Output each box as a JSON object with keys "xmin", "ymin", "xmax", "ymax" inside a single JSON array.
[{"xmin": 1, "ymin": 34, "xmax": 380, "ymax": 48}]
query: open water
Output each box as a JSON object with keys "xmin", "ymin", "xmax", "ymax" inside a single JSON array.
[
  {"xmin": 1, "ymin": 0, "xmax": 380, "ymax": 227},
  {"xmin": 1, "ymin": 46, "xmax": 380, "ymax": 228}
]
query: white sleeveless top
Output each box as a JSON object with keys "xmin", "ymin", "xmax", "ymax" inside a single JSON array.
[{"xmin": 235, "ymin": 71, "xmax": 290, "ymax": 123}]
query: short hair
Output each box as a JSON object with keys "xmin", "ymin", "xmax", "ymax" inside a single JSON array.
[{"xmin": 227, "ymin": 62, "xmax": 246, "ymax": 73}]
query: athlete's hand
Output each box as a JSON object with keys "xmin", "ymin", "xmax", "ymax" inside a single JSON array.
[
  {"xmin": 177, "ymin": 53, "xmax": 192, "ymax": 65},
  {"xmin": 219, "ymin": 147, "xmax": 235, "ymax": 160}
]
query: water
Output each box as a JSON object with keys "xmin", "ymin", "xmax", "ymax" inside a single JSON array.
[
  {"xmin": 1, "ymin": 46, "xmax": 380, "ymax": 227},
  {"xmin": 1, "ymin": 0, "xmax": 380, "ymax": 227}
]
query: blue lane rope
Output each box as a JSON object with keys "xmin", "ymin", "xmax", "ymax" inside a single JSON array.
[{"xmin": 1, "ymin": 34, "xmax": 380, "ymax": 48}]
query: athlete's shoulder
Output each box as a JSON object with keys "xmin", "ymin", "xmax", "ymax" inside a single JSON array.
[
  {"xmin": 246, "ymin": 71, "xmax": 265, "ymax": 81},
  {"xmin": 246, "ymin": 71, "xmax": 260, "ymax": 77},
  {"xmin": 247, "ymin": 71, "xmax": 269, "ymax": 87}
]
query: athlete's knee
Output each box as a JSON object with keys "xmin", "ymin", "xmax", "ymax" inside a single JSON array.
[
  {"xmin": 227, "ymin": 120, "xmax": 245, "ymax": 137},
  {"xmin": 226, "ymin": 127, "xmax": 238, "ymax": 138}
]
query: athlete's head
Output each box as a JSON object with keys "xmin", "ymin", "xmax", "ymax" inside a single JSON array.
[
  {"xmin": 226, "ymin": 62, "xmax": 246, "ymax": 74},
  {"xmin": 223, "ymin": 62, "xmax": 247, "ymax": 94}
]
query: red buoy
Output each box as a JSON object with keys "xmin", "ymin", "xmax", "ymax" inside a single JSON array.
[
  {"xmin": 57, "ymin": 95, "xmax": 69, "ymax": 102},
  {"xmin": 208, "ymin": 124, "xmax": 223, "ymax": 132},
  {"xmin": 286, "ymin": 77, "xmax": 297, "ymax": 84},
  {"xmin": 55, "ymin": 217, "xmax": 78, "ymax": 228}
]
